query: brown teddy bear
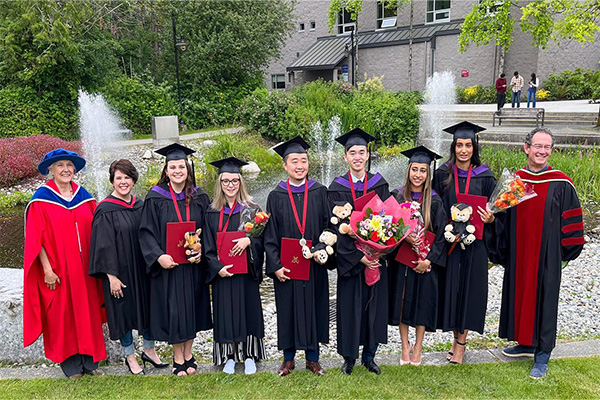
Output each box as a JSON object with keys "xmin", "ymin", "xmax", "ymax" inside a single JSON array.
[
  {"xmin": 302, "ymin": 229, "xmax": 338, "ymax": 264},
  {"xmin": 184, "ymin": 228, "xmax": 202, "ymax": 263},
  {"xmin": 444, "ymin": 203, "xmax": 476, "ymax": 250},
  {"xmin": 330, "ymin": 201, "xmax": 353, "ymax": 235}
]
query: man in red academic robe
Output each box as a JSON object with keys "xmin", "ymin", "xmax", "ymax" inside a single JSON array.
[
  {"xmin": 24, "ymin": 160, "xmax": 106, "ymax": 378},
  {"xmin": 494, "ymin": 128, "xmax": 585, "ymax": 379}
]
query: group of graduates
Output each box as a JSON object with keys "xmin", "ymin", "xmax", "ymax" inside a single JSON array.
[{"xmin": 23, "ymin": 121, "xmax": 584, "ymax": 380}]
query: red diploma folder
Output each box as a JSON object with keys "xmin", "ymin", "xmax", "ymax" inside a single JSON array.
[
  {"xmin": 217, "ymin": 231, "xmax": 248, "ymax": 274},
  {"xmin": 281, "ymin": 237, "xmax": 312, "ymax": 281},
  {"xmin": 354, "ymin": 190, "xmax": 377, "ymax": 212},
  {"xmin": 395, "ymin": 231, "xmax": 437, "ymax": 267},
  {"xmin": 166, "ymin": 221, "xmax": 196, "ymax": 264},
  {"xmin": 456, "ymin": 193, "xmax": 487, "ymax": 240}
]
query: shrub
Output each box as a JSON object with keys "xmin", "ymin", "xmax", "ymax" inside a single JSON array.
[
  {"xmin": 536, "ymin": 89, "xmax": 550, "ymax": 101},
  {"xmin": 238, "ymin": 88, "xmax": 297, "ymax": 141},
  {"xmin": 101, "ymin": 76, "xmax": 178, "ymax": 137},
  {"xmin": 0, "ymin": 86, "xmax": 78, "ymax": 139},
  {"xmin": 543, "ymin": 69, "xmax": 600, "ymax": 101},
  {"xmin": 0, "ymin": 136, "xmax": 82, "ymax": 187},
  {"xmin": 456, "ymin": 85, "xmax": 496, "ymax": 104}
]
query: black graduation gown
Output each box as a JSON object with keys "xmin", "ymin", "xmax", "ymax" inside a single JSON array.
[
  {"xmin": 493, "ymin": 167, "xmax": 584, "ymax": 352},
  {"xmin": 89, "ymin": 195, "xmax": 149, "ymax": 341},
  {"xmin": 432, "ymin": 163, "xmax": 497, "ymax": 334},
  {"xmin": 327, "ymin": 172, "xmax": 390, "ymax": 359},
  {"xmin": 388, "ymin": 189, "xmax": 447, "ymax": 332},
  {"xmin": 138, "ymin": 183, "xmax": 212, "ymax": 344},
  {"xmin": 264, "ymin": 180, "xmax": 333, "ymax": 351},
  {"xmin": 203, "ymin": 204, "xmax": 265, "ymax": 344}
]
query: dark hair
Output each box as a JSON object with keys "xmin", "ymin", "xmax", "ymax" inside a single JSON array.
[
  {"xmin": 283, "ymin": 153, "xmax": 309, "ymax": 164},
  {"xmin": 530, "ymin": 72, "xmax": 536, "ymax": 81},
  {"xmin": 109, "ymin": 159, "xmax": 138, "ymax": 184},
  {"xmin": 514, "ymin": 71, "xmax": 519, "ymax": 76},
  {"xmin": 158, "ymin": 159, "xmax": 196, "ymax": 204},
  {"xmin": 500, "ymin": 73, "xmax": 505, "ymax": 78},
  {"xmin": 525, "ymin": 127, "xmax": 555, "ymax": 147},
  {"xmin": 443, "ymin": 137, "xmax": 482, "ymax": 192}
]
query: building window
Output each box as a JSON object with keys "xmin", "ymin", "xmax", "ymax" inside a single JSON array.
[
  {"xmin": 299, "ymin": 22, "xmax": 305, "ymax": 32},
  {"xmin": 337, "ymin": 7, "xmax": 355, "ymax": 35},
  {"xmin": 271, "ymin": 74, "xmax": 285, "ymax": 90},
  {"xmin": 479, "ymin": 0, "xmax": 502, "ymax": 16},
  {"xmin": 426, "ymin": 0, "xmax": 451, "ymax": 24},
  {"xmin": 310, "ymin": 20, "xmax": 316, "ymax": 31},
  {"xmin": 377, "ymin": 1, "xmax": 397, "ymax": 29}
]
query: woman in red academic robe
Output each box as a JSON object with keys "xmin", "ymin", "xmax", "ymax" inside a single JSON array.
[{"xmin": 23, "ymin": 148, "xmax": 106, "ymax": 379}]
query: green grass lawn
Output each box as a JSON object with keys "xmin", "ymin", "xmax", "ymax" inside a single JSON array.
[{"xmin": 1, "ymin": 356, "xmax": 599, "ymax": 399}]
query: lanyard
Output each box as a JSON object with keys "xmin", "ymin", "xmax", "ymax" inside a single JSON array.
[
  {"xmin": 168, "ymin": 183, "xmax": 190, "ymax": 222},
  {"xmin": 348, "ymin": 171, "xmax": 368, "ymax": 202},
  {"xmin": 286, "ymin": 179, "xmax": 309, "ymax": 238},
  {"xmin": 453, "ymin": 164, "xmax": 472, "ymax": 197},
  {"xmin": 218, "ymin": 201, "xmax": 237, "ymax": 233}
]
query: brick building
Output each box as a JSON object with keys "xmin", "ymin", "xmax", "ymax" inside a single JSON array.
[{"xmin": 264, "ymin": 0, "xmax": 600, "ymax": 91}]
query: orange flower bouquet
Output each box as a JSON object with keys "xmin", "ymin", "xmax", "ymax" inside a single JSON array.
[
  {"xmin": 238, "ymin": 202, "xmax": 270, "ymax": 237},
  {"xmin": 487, "ymin": 168, "xmax": 537, "ymax": 213}
]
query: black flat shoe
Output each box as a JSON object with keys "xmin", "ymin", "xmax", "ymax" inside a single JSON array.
[
  {"xmin": 362, "ymin": 360, "xmax": 381, "ymax": 375},
  {"xmin": 125, "ymin": 357, "xmax": 145, "ymax": 375},
  {"xmin": 141, "ymin": 351, "xmax": 169, "ymax": 369},
  {"xmin": 341, "ymin": 359, "xmax": 355, "ymax": 375},
  {"xmin": 185, "ymin": 355, "xmax": 197, "ymax": 375}
]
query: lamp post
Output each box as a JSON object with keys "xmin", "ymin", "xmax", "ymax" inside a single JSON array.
[
  {"xmin": 172, "ymin": 15, "xmax": 188, "ymax": 121},
  {"xmin": 344, "ymin": 29, "xmax": 357, "ymax": 87}
]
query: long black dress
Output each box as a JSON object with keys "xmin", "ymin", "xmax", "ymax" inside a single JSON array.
[
  {"xmin": 493, "ymin": 167, "xmax": 584, "ymax": 352},
  {"xmin": 264, "ymin": 179, "xmax": 333, "ymax": 352},
  {"xmin": 327, "ymin": 172, "xmax": 390, "ymax": 360},
  {"xmin": 388, "ymin": 189, "xmax": 447, "ymax": 331},
  {"xmin": 432, "ymin": 163, "xmax": 496, "ymax": 334},
  {"xmin": 138, "ymin": 183, "xmax": 212, "ymax": 344},
  {"xmin": 89, "ymin": 195, "xmax": 149, "ymax": 341},
  {"xmin": 203, "ymin": 203, "xmax": 266, "ymax": 364}
]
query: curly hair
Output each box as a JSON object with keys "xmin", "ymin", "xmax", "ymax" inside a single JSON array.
[{"xmin": 524, "ymin": 128, "xmax": 555, "ymax": 147}]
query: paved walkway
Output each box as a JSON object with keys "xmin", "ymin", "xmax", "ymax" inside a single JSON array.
[
  {"xmin": 421, "ymin": 99, "xmax": 600, "ymax": 113},
  {"xmin": 112, "ymin": 126, "xmax": 245, "ymax": 147},
  {"xmin": 1, "ymin": 340, "xmax": 598, "ymax": 380}
]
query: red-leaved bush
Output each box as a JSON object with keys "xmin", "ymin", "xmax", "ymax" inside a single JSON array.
[{"xmin": 0, "ymin": 136, "xmax": 82, "ymax": 187}]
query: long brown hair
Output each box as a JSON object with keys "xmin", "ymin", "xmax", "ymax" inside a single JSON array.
[
  {"xmin": 211, "ymin": 173, "xmax": 252, "ymax": 211},
  {"xmin": 444, "ymin": 137, "xmax": 482, "ymax": 193},
  {"xmin": 398, "ymin": 162, "xmax": 433, "ymax": 231},
  {"xmin": 158, "ymin": 159, "xmax": 196, "ymax": 205}
]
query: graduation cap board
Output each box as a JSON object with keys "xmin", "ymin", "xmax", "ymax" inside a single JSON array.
[
  {"xmin": 273, "ymin": 136, "xmax": 311, "ymax": 158},
  {"xmin": 209, "ymin": 157, "xmax": 248, "ymax": 174},
  {"xmin": 400, "ymin": 145, "xmax": 442, "ymax": 166},
  {"xmin": 335, "ymin": 128, "xmax": 376, "ymax": 150},
  {"xmin": 155, "ymin": 143, "xmax": 196, "ymax": 162},
  {"xmin": 443, "ymin": 121, "xmax": 486, "ymax": 141}
]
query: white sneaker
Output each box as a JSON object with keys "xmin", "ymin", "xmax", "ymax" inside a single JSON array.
[
  {"xmin": 244, "ymin": 358, "xmax": 256, "ymax": 375},
  {"xmin": 223, "ymin": 359, "xmax": 235, "ymax": 374}
]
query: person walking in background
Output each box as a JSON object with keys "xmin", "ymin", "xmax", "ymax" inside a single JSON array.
[
  {"xmin": 495, "ymin": 73, "xmax": 507, "ymax": 111},
  {"xmin": 527, "ymin": 73, "xmax": 539, "ymax": 108},
  {"xmin": 511, "ymin": 71, "xmax": 524, "ymax": 108}
]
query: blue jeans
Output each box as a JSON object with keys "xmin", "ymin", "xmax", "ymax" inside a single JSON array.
[
  {"xmin": 527, "ymin": 89, "xmax": 536, "ymax": 108},
  {"xmin": 120, "ymin": 331, "xmax": 154, "ymax": 356},
  {"xmin": 512, "ymin": 90, "xmax": 521, "ymax": 107},
  {"xmin": 284, "ymin": 347, "xmax": 319, "ymax": 362}
]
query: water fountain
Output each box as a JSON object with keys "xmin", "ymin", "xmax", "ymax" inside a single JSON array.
[
  {"xmin": 79, "ymin": 90, "xmax": 128, "ymax": 199},
  {"xmin": 419, "ymin": 71, "xmax": 457, "ymax": 157},
  {"xmin": 308, "ymin": 116, "xmax": 341, "ymax": 186}
]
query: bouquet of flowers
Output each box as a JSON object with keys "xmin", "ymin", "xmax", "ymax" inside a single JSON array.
[
  {"xmin": 407, "ymin": 201, "xmax": 432, "ymax": 272},
  {"xmin": 238, "ymin": 202, "xmax": 270, "ymax": 237},
  {"xmin": 350, "ymin": 195, "xmax": 417, "ymax": 285},
  {"xmin": 487, "ymin": 168, "xmax": 537, "ymax": 213}
]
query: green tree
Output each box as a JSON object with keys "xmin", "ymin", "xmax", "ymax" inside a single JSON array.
[{"xmin": 459, "ymin": 0, "xmax": 600, "ymax": 52}]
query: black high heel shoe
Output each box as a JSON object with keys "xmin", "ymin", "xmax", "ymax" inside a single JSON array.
[
  {"xmin": 141, "ymin": 351, "xmax": 169, "ymax": 369},
  {"xmin": 125, "ymin": 357, "xmax": 145, "ymax": 375},
  {"xmin": 172, "ymin": 359, "xmax": 187, "ymax": 376},
  {"xmin": 185, "ymin": 355, "xmax": 197, "ymax": 375}
]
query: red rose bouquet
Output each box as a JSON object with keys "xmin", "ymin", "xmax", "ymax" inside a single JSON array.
[
  {"xmin": 487, "ymin": 168, "xmax": 537, "ymax": 213},
  {"xmin": 238, "ymin": 202, "xmax": 270, "ymax": 238},
  {"xmin": 350, "ymin": 195, "xmax": 417, "ymax": 285}
]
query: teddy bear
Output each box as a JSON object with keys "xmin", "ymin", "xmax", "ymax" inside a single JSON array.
[
  {"xmin": 330, "ymin": 201, "xmax": 353, "ymax": 235},
  {"xmin": 444, "ymin": 203, "xmax": 476, "ymax": 250},
  {"xmin": 302, "ymin": 229, "xmax": 338, "ymax": 264},
  {"xmin": 184, "ymin": 228, "xmax": 202, "ymax": 263}
]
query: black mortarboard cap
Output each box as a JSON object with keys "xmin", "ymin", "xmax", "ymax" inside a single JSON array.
[
  {"xmin": 443, "ymin": 121, "xmax": 486, "ymax": 140},
  {"xmin": 335, "ymin": 128, "xmax": 376, "ymax": 150},
  {"xmin": 453, "ymin": 202, "xmax": 472, "ymax": 211},
  {"xmin": 155, "ymin": 143, "xmax": 195, "ymax": 162},
  {"xmin": 209, "ymin": 156, "xmax": 248, "ymax": 174},
  {"xmin": 273, "ymin": 136, "xmax": 310, "ymax": 158},
  {"xmin": 400, "ymin": 145, "xmax": 442, "ymax": 165}
]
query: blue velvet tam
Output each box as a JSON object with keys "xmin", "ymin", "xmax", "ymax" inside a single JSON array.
[{"xmin": 37, "ymin": 148, "xmax": 86, "ymax": 175}]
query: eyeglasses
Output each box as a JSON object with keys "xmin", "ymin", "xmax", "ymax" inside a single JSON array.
[
  {"xmin": 221, "ymin": 178, "xmax": 240, "ymax": 186},
  {"xmin": 531, "ymin": 144, "xmax": 553, "ymax": 151}
]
